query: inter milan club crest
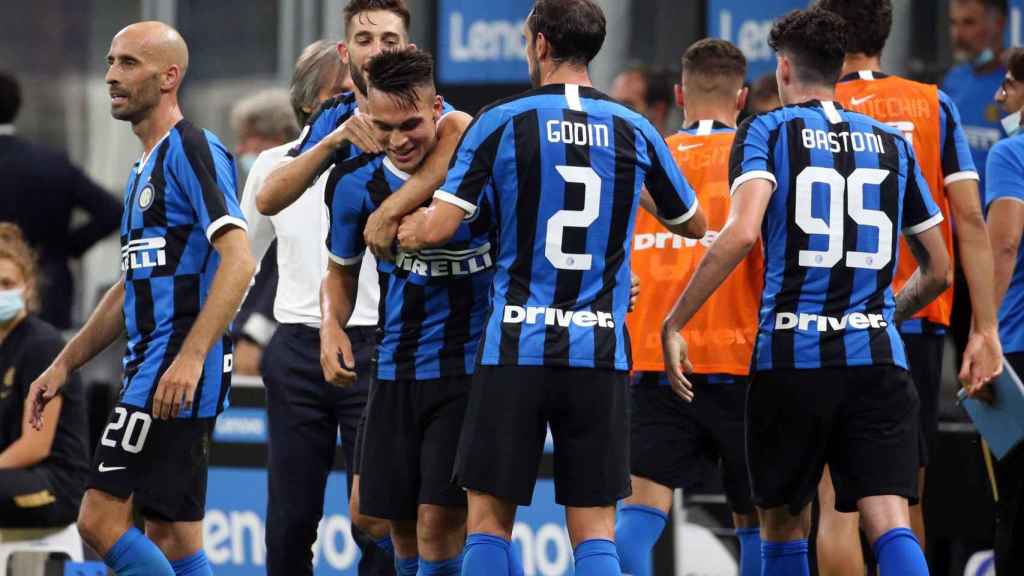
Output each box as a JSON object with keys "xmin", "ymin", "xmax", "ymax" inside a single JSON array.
[
  {"xmin": 0, "ymin": 367, "xmax": 14, "ymax": 400},
  {"xmin": 138, "ymin": 183, "xmax": 155, "ymax": 211}
]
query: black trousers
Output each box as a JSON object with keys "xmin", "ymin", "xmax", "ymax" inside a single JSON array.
[
  {"xmin": 262, "ymin": 323, "xmax": 393, "ymax": 576},
  {"xmin": 995, "ymin": 352, "xmax": 1024, "ymax": 575},
  {"xmin": 0, "ymin": 466, "xmax": 80, "ymax": 528}
]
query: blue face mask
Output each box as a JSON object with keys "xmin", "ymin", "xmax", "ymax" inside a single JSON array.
[
  {"xmin": 973, "ymin": 48, "xmax": 995, "ymax": 68},
  {"xmin": 0, "ymin": 288, "xmax": 24, "ymax": 323},
  {"xmin": 239, "ymin": 153, "xmax": 258, "ymax": 175}
]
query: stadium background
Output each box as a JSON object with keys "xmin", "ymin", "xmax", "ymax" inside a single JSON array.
[{"xmin": 0, "ymin": 0, "xmax": 1014, "ymax": 574}]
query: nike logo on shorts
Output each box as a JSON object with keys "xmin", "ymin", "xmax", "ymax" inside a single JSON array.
[{"xmin": 97, "ymin": 463, "xmax": 126, "ymax": 473}]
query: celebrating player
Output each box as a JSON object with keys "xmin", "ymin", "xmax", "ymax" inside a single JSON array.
[
  {"xmin": 402, "ymin": 1, "xmax": 705, "ymax": 574},
  {"xmin": 815, "ymin": 1, "xmax": 1003, "ymax": 569},
  {"xmin": 320, "ymin": 48, "xmax": 479, "ymax": 576},
  {"xmin": 28, "ymin": 21, "xmax": 255, "ymax": 576},
  {"xmin": 662, "ymin": 9, "xmax": 950, "ymax": 576},
  {"xmin": 616, "ymin": 38, "xmax": 763, "ymax": 576}
]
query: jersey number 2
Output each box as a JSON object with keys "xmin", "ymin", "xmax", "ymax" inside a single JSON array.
[
  {"xmin": 546, "ymin": 165, "xmax": 600, "ymax": 271},
  {"xmin": 795, "ymin": 166, "xmax": 893, "ymax": 270}
]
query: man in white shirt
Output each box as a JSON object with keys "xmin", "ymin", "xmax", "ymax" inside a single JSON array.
[{"xmin": 239, "ymin": 40, "xmax": 392, "ymax": 575}]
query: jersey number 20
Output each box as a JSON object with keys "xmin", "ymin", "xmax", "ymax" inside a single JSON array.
[
  {"xmin": 546, "ymin": 165, "xmax": 600, "ymax": 271},
  {"xmin": 795, "ymin": 166, "xmax": 893, "ymax": 270},
  {"xmin": 100, "ymin": 406, "xmax": 152, "ymax": 454}
]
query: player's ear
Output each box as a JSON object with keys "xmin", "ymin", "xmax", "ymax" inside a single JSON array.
[
  {"xmin": 338, "ymin": 42, "xmax": 350, "ymax": 65},
  {"xmin": 162, "ymin": 64, "xmax": 182, "ymax": 92},
  {"xmin": 674, "ymin": 83, "xmax": 685, "ymax": 109},
  {"xmin": 535, "ymin": 32, "xmax": 549, "ymax": 61},
  {"xmin": 736, "ymin": 86, "xmax": 749, "ymax": 113},
  {"xmin": 408, "ymin": 42, "xmax": 418, "ymax": 51}
]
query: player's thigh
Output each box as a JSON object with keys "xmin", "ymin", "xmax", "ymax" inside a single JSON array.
[
  {"xmin": 700, "ymin": 376, "xmax": 756, "ymax": 517},
  {"xmin": 628, "ymin": 373, "xmax": 707, "ymax": 499},
  {"xmin": 359, "ymin": 377, "xmax": 420, "ymax": 521},
  {"xmin": 746, "ymin": 369, "xmax": 838, "ymax": 516},
  {"xmin": 418, "ymin": 375, "xmax": 471, "ymax": 509},
  {"xmin": 830, "ymin": 366, "xmax": 919, "ymax": 514},
  {"xmin": 453, "ymin": 365, "xmax": 548, "ymax": 507},
  {"xmin": 901, "ymin": 332, "xmax": 944, "ymax": 467},
  {"xmin": 549, "ymin": 367, "xmax": 630, "ymax": 508}
]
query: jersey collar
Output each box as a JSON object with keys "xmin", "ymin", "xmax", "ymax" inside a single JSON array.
[
  {"xmin": 135, "ymin": 127, "xmax": 174, "ymax": 174},
  {"xmin": 383, "ymin": 156, "xmax": 411, "ymax": 181},
  {"xmin": 680, "ymin": 119, "xmax": 733, "ymax": 135},
  {"xmin": 838, "ymin": 70, "xmax": 890, "ymax": 83}
]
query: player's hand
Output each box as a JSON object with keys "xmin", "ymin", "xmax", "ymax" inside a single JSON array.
[
  {"xmin": 327, "ymin": 114, "xmax": 382, "ymax": 154},
  {"xmin": 629, "ymin": 272, "xmax": 641, "ymax": 312},
  {"xmin": 27, "ymin": 362, "xmax": 69, "ymax": 431},
  {"xmin": 364, "ymin": 207, "xmax": 400, "ymax": 262},
  {"xmin": 960, "ymin": 327, "xmax": 1003, "ymax": 397},
  {"xmin": 661, "ymin": 328, "xmax": 695, "ymax": 402},
  {"xmin": 397, "ymin": 208, "xmax": 430, "ymax": 252},
  {"xmin": 152, "ymin": 354, "xmax": 203, "ymax": 420},
  {"xmin": 320, "ymin": 323, "xmax": 357, "ymax": 387}
]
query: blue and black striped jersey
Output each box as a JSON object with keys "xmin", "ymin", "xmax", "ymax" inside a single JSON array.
[
  {"xmin": 119, "ymin": 120, "xmax": 247, "ymax": 418},
  {"xmin": 729, "ymin": 100, "xmax": 943, "ymax": 372},
  {"xmin": 434, "ymin": 83, "xmax": 699, "ymax": 371},
  {"xmin": 326, "ymin": 152, "xmax": 495, "ymax": 381}
]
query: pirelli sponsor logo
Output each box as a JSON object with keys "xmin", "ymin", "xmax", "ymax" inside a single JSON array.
[
  {"xmin": 395, "ymin": 243, "xmax": 493, "ymax": 277},
  {"xmin": 121, "ymin": 237, "xmax": 167, "ymax": 271}
]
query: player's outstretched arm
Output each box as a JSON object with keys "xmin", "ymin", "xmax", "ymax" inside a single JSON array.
[
  {"xmin": 364, "ymin": 111, "xmax": 473, "ymax": 261},
  {"xmin": 639, "ymin": 186, "xmax": 708, "ymax": 239},
  {"xmin": 661, "ymin": 179, "xmax": 771, "ymax": 400},
  {"xmin": 947, "ymin": 178, "xmax": 1004, "ymax": 390},
  {"xmin": 894, "ymin": 226, "xmax": 951, "ymax": 326},
  {"xmin": 319, "ymin": 261, "xmax": 360, "ymax": 387},
  {"xmin": 151, "ymin": 227, "xmax": 256, "ymax": 419},
  {"xmin": 256, "ymin": 114, "xmax": 381, "ymax": 216},
  {"xmin": 28, "ymin": 278, "xmax": 126, "ymax": 430},
  {"xmin": 398, "ymin": 201, "xmax": 465, "ymax": 251}
]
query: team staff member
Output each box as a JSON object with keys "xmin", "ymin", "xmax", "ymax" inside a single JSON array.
[
  {"xmin": 663, "ymin": 9, "xmax": 950, "ymax": 575},
  {"xmin": 817, "ymin": 1, "xmax": 1002, "ymax": 570},
  {"xmin": 256, "ymin": 0, "xmax": 461, "ymax": 262},
  {"xmin": 616, "ymin": 38, "xmax": 763, "ymax": 576},
  {"xmin": 984, "ymin": 46, "xmax": 1024, "ymax": 575},
  {"xmin": 28, "ymin": 22, "xmax": 255, "ymax": 576},
  {"xmin": 0, "ymin": 223, "xmax": 89, "ymax": 529},
  {"xmin": 239, "ymin": 40, "xmax": 393, "ymax": 575},
  {"xmin": 407, "ymin": 2, "xmax": 705, "ymax": 574}
]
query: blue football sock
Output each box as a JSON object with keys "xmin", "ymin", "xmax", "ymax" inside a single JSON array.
[
  {"xmin": 735, "ymin": 528, "xmax": 762, "ymax": 576},
  {"xmin": 103, "ymin": 527, "xmax": 175, "ymax": 576},
  {"xmin": 574, "ymin": 539, "xmax": 621, "ymax": 575},
  {"xmin": 376, "ymin": 535, "xmax": 396, "ymax": 557},
  {"xmin": 462, "ymin": 533, "xmax": 511, "ymax": 575},
  {"xmin": 509, "ymin": 539, "xmax": 525, "ymax": 576},
  {"xmin": 762, "ymin": 539, "xmax": 809, "ymax": 576},
  {"xmin": 418, "ymin": 552, "xmax": 463, "ymax": 575},
  {"xmin": 872, "ymin": 527, "xmax": 928, "ymax": 575},
  {"xmin": 614, "ymin": 504, "xmax": 667, "ymax": 576},
  {"xmin": 395, "ymin": 554, "xmax": 419, "ymax": 575},
  {"xmin": 169, "ymin": 550, "xmax": 213, "ymax": 576}
]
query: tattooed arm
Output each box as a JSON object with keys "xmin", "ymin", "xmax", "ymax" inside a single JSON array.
[{"xmin": 895, "ymin": 225, "xmax": 951, "ymax": 324}]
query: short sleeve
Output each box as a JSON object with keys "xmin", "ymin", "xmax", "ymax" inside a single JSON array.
[
  {"xmin": 901, "ymin": 142, "xmax": 944, "ymax": 236},
  {"xmin": 729, "ymin": 114, "xmax": 778, "ymax": 196},
  {"xmin": 174, "ymin": 129, "xmax": 247, "ymax": 242},
  {"xmin": 638, "ymin": 121, "xmax": 698, "ymax": 225},
  {"xmin": 938, "ymin": 90, "xmax": 979, "ymax": 185},
  {"xmin": 434, "ymin": 107, "xmax": 510, "ymax": 217},
  {"xmin": 325, "ymin": 165, "xmax": 369, "ymax": 266},
  {"xmin": 286, "ymin": 95, "xmax": 355, "ymax": 158},
  {"xmin": 985, "ymin": 140, "xmax": 1024, "ymax": 209}
]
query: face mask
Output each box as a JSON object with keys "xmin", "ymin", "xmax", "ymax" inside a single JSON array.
[
  {"xmin": 1002, "ymin": 110, "xmax": 1022, "ymax": 136},
  {"xmin": 973, "ymin": 48, "xmax": 995, "ymax": 68},
  {"xmin": 239, "ymin": 153, "xmax": 258, "ymax": 175},
  {"xmin": 0, "ymin": 288, "xmax": 24, "ymax": 323}
]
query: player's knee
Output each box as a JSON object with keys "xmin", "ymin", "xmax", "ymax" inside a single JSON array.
[
  {"xmin": 417, "ymin": 505, "xmax": 465, "ymax": 543},
  {"xmin": 76, "ymin": 492, "xmax": 129, "ymax": 553},
  {"xmin": 351, "ymin": 508, "xmax": 389, "ymax": 540}
]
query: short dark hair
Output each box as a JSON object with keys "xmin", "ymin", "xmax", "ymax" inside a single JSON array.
[
  {"xmin": 768, "ymin": 9, "xmax": 847, "ymax": 86},
  {"xmin": 527, "ymin": 0, "xmax": 606, "ymax": 67},
  {"xmin": 366, "ymin": 48, "xmax": 435, "ymax": 109},
  {"xmin": 343, "ymin": 0, "xmax": 411, "ymax": 36},
  {"xmin": 750, "ymin": 73, "xmax": 779, "ymax": 102},
  {"xmin": 617, "ymin": 64, "xmax": 675, "ymax": 106},
  {"xmin": 1008, "ymin": 47, "xmax": 1024, "ymax": 81},
  {"xmin": 0, "ymin": 71, "xmax": 21, "ymax": 124},
  {"xmin": 954, "ymin": 0, "xmax": 1009, "ymax": 17},
  {"xmin": 682, "ymin": 38, "xmax": 747, "ymax": 85},
  {"xmin": 814, "ymin": 0, "xmax": 892, "ymax": 57}
]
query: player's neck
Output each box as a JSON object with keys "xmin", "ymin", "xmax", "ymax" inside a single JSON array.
[
  {"xmin": 540, "ymin": 63, "xmax": 592, "ymax": 88},
  {"xmin": 781, "ymin": 82, "xmax": 836, "ymax": 106},
  {"xmin": 684, "ymin": 101, "xmax": 737, "ymax": 129},
  {"xmin": 134, "ymin": 101, "xmax": 183, "ymax": 155},
  {"xmin": 841, "ymin": 54, "xmax": 883, "ymax": 78},
  {"xmin": 354, "ymin": 87, "xmax": 368, "ymax": 111}
]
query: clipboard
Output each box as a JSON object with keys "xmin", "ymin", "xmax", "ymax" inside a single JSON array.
[{"xmin": 958, "ymin": 359, "xmax": 1024, "ymax": 460}]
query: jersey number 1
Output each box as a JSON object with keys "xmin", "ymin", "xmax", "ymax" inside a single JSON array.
[
  {"xmin": 546, "ymin": 165, "xmax": 600, "ymax": 271},
  {"xmin": 795, "ymin": 166, "xmax": 893, "ymax": 270}
]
